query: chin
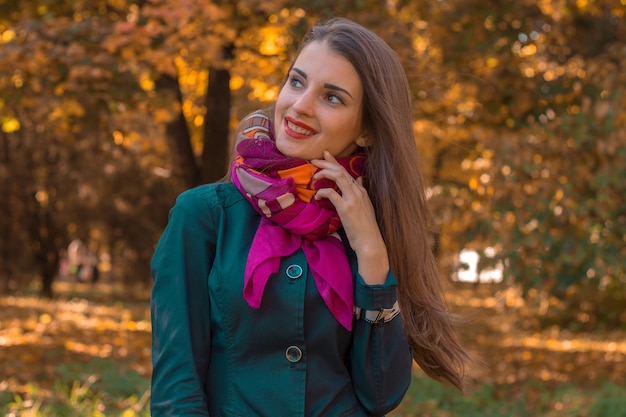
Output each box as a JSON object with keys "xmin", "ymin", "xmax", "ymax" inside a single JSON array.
[
  {"xmin": 279, "ymin": 148, "xmax": 314, "ymax": 161},
  {"xmin": 277, "ymin": 135, "xmax": 324, "ymax": 161},
  {"xmin": 275, "ymin": 140, "xmax": 298, "ymax": 159}
]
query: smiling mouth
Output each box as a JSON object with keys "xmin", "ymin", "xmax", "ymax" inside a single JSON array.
[{"xmin": 285, "ymin": 117, "xmax": 317, "ymax": 137}]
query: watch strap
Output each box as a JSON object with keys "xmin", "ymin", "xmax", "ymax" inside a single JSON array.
[{"xmin": 353, "ymin": 300, "xmax": 401, "ymax": 324}]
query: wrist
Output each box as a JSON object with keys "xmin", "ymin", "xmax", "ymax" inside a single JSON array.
[{"xmin": 356, "ymin": 243, "xmax": 390, "ymax": 285}]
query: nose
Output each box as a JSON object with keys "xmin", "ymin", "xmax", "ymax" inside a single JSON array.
[{"xmin": 292, "ymin": 90, "xmax": 314, "ymax": 117}]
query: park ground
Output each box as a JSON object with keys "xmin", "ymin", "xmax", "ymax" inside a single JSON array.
[{"xmin": 0, "ymin": 281, "xmax": 625, "ymax": 416}]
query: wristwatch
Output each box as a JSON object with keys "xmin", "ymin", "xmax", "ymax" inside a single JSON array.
[{"xmin": 353, "ymin": 301, "xmax": 401, "ymax": 324}]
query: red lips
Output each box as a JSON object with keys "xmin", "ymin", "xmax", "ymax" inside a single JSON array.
[{"xmin": 284, "ymin": 116, "xmax": 318, "ymax": 139}]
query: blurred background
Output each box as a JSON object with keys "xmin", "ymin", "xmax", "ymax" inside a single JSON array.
[{"xmin": 1, "ymin": 0, "xmax": 624, "ymax": 415}]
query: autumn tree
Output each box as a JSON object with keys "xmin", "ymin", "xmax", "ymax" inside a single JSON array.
[
  {"xmin": 102, "ymin": 0, "xmax": 299, "ymax": 188},
  {"xmin": 0, "ymin": 1, "xmax": 173, "ymax": 295},
  {"xmin": 2, "ymin": 0, "xmax": 624, "ymax": 326},
  {"xmin": 394, "ymin": 0, "xmax": 626, "ymax": 325}
]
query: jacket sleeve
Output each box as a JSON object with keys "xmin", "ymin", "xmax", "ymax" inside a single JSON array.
[
  {"xmin": 350, "ymin": 272, "xmax": 413, "ymax": 416},
  {"xmin": 150, "ymin": 187, "xmax": 216, "ymax": 416}
]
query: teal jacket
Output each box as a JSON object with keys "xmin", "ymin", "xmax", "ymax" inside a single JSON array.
[{"xmin": 150, "ymin": 183, "xmax": 412, "ymax": 416}]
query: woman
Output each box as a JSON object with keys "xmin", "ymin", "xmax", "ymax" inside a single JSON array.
[{"xmin": 150, "ymin": 17, "xmax": 471, "ymax": 416}]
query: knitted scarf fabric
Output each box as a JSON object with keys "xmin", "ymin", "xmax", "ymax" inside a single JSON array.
[{"xmin": 231, "ymin": 111, "xmax": 365, "ymax": 330}]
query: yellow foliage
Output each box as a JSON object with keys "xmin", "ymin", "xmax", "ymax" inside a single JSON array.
[
  {"xmin": 468, "ymin": 177, "xmax": 478, "ymax": 190},
  {"xmin": 505, "ymin": 211, "xmax": 516, "ymax": 224},
  {"xmin": 554, "ymin": 188, "xmax": 564, "ymax": 201},
  {"xmin": 413, "ymin": 35, "xmax": 429, "ymax": 54},
  {"xmin": 39, "ymin": 313, "xmax": 52, "ymax": 324},
  {"xmin": 263, "ymin": 87, "xmax": 278, "ymax": 102},
  {"xmin": 248, "ymin": 79, "xmax": 279, "ymax": 102},
  {"xmin": 1, "ymin": 116, "xmax": 20, "ymax": 133},
  {"xmin": 486, "ymin": 57, "xmax": 498, "ymax": 68},
  {"xmin": 35, "ymin": 190, "xmax": 49, "ymax": 208},
  {"xmin": 520, "ymin": 44, "xmax": 537, "ymax": 57},
  {"xmin": 567, "ymin": 104, "xmax": 581, "ymax": 114},
  {"xmin": 259, "ymin": 27, "xmax": 282, "ymax": 56},
  {"xmin": 230, "ymin": 75, "xmax": 244, "ymax": 90},
  {"xmin": 11, "ymin": 72, "xmax": 23, "ymax": 88},
  {"xmin": 125, "ymin": 131, "xmax": 141, "ymax": 145},
  {"xmin": 54, "ymin": 83, "xmax": 65, "ymax": 95},
  {"xmin": 1, "ymin": 29, "xmax": 15, "ymax": 43},
  {"xmin": 139, "ymin": 72, "xmax": 155, "ymax": 91},
  {"xmin": 113, "ymin": 130, "xmax": 124, "ymax": 145},
  {"xmin": 153, "ymin": 108, "xmax": 174, "ymax": 124}
]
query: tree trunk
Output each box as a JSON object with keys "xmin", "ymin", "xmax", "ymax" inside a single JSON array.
[
  {"xmin": 0, "ymin": 131, "xmax": 12, "ymax": 294},
  {"xmin": 430, "ymin": 147, "xmax": 448, "ymax": 259},
  {"xmin": 38, "ymin": 234, "xmax": 59, "ymax": 299},
  {"xmin": 156, "ymin": 73, "xmax": 201, "ymax": 188},
  {"xmin": 200, "ymin": 66, "xmax": 232, "ymax": 183},
  {"xmin": 201, "ymin": 43, "xmax": 235, "ymax": 184},
  {"xmin": 24, "ymin": 191, "xmax": 60, "ymax": 299}
]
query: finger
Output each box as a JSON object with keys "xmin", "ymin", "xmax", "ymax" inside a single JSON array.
[
  {"xmin": 322, "ymin": 151, "xmax": 360, "ymax": 187},
  {"xmin": 323, "ymin": 150, "xmax": 337, "ymax": 162},
  {"xmin": 311, "ymin": 151, "xmax": 340, "ymax": 171},
  {"xmin": 313, "ymin": 152, "xmax": 358, "ymax": 189},
  {"xmin": 312, "ymin": 168, "xmax": 352, "ymax": 190},
  {"xmin": 314, "ymin": 187, "xmax": 343, "ymax": 206}
]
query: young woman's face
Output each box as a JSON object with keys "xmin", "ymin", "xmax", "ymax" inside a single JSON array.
[{"xmin": 274, "ymin": 41, "xmax": 365, "ymax": 160}]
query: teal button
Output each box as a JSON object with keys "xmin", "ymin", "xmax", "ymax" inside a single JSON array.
[
  {"xmin": 286, "ymin": 264, "xmax": 303, "ymax": 279},
  {"xmin": 285, "ymin": 345, "xmax": 303, "ymax": 363}
]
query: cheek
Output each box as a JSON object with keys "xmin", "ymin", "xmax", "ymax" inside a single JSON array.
[
  {"xmin": 337, "ymin": 113, "xmax": 363, "ymax": 137},
  {"xmin": 275, "ymin": 87, "xmax": 291, "ymax": 111}
]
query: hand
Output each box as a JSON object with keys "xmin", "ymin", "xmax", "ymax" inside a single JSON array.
[{"xmin": 311, "ymin": 151, "xmax": 389, "ymax": 285}]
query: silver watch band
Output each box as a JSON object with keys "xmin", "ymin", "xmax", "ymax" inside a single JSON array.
[{"xmin": 353, "ymin": 300, "xmax": 401, "ymax": 324}]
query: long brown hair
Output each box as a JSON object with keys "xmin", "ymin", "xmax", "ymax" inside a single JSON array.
[{"xmin": 296, "ymin": 18, "xmax": 472, "ymax": 390}]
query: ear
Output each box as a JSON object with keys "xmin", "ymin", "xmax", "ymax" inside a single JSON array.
[{"xmin": 355, "ymin": 134, "xmax": 373, "ymax": 147}]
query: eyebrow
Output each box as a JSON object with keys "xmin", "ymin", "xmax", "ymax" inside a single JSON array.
[{"xmin": 291, "ymin": 67, "xmax": 354, "ymax": 99}]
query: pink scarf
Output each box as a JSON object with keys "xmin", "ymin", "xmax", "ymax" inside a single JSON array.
[{"xmin": 231, "ymin": 111, "xmax": 365, "ymax": 330}]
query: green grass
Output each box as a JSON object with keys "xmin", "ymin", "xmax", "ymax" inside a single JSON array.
[
  {"xmin": 1, "ymin": 358, "xmax": 150, "ymax": 417},
  {"xmin": 391, "ymin": 374, "xmax": 626, "ymax": 417},
  {"xmin": 3, "ymin": 282, "xmax": 623, "ymax": 415},
  {"xmin": 2, "ymin": 360, "xmax": 625, "ymax": 416}
]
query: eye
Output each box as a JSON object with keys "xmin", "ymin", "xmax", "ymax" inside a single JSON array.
[
  {"xmin": 325, "ymin": 92, "xmax": 344, "ymax": 105},
  {"xmin": 288, "ymin": 75, "xmax": 304, "ymax": 88}
]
